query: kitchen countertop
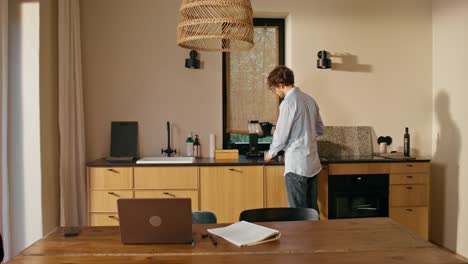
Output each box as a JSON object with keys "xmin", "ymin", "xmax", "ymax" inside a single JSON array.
[{"xmin": 86, "ymin": 154, "xmax": 430, "ymax": 167}]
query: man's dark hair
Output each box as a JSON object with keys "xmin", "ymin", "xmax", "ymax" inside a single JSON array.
[{"xmin": 267, "ymin": 65, "xmax": 295, "ymax": 88}]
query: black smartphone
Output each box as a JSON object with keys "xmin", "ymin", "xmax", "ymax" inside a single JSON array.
[{"xmin": 63, "ymin": 227, "xmax": 80, "ymax": 237}]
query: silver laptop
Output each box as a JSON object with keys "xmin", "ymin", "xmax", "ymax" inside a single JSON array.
[{"xmin": 117, "ymin": 198, "xmax": 192, "ymax": 244}]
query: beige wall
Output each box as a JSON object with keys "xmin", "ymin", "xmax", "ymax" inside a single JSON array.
[
  {"xmin": 253, "ymin": 0, "xmax": 433, "ymax": 156},
  {"xmin": 80, "ymin": 0, "xmax": 222, "ymax": 160},
  {"xmin": 81, "ymin": 0, "xmax": 432, "ymax": 161},
  {"xmin": 39, "ymin": 0, "xmax": 60, "ymax": 235},
  {"xmin": 432, "ymin": 0, "xmax": 468, "ymax": 258}
]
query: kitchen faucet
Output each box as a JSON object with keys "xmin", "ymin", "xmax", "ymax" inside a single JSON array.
[{"xmin": 161, "ymin": 121, "xmax": 176, "ymax": 157}]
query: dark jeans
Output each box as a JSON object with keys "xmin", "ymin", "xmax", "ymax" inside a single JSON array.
[{"xmin": 285, "ymin": 172, "xmax": 319, "ymax": 214}]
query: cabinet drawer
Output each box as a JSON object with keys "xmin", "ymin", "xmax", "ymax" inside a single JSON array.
[
  {"xmin": 89, "ymin": 167, "xmax": 133, "ymax": 190},
  {"xmin": 390, "ymin": 163, "xmax": 430, "ymax": 174},
  {"xmin": 390, "ymin": 185, "xmax": 427, "ymax": 206},
  {"xmin": 390, "ymin": 173, "xmax": 428, "ymax": 185},
  {"xmin": 89, "ymin": 213, "xmax": 120, "ymax": 226},
  {"xmin": 89, "ymin": 190, "xmax": 133, "ymax": 212},
  {"xmin": 390, "ymin": 207, "xmax": 428, "ymax": 240},
  {"xmin": 200, "ymin": 166, "xmax": 262, "ymax": 178},
  {"xmin": 134, "ymin": 167, "xmax": 198, "ymax": 189},
  {"xmin": 134, "ymin": 190, "xmax": 199, "ymax": 211}
]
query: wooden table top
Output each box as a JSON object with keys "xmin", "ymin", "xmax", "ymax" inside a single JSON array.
[{"xmin": 8, "ymin": 218, "xmax": 467, "ymax": 264}]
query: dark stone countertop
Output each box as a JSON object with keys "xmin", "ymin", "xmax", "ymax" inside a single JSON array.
[{"xmin": 86, "ymin": 154, "xmax": 430, "ymax": 167}]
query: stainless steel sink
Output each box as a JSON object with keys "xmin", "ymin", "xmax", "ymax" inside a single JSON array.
[{"xmin": 136, "ymin": 157, "xmax": 195, "ymax": 164}]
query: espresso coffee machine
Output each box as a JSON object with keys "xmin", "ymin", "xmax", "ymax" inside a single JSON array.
[{"xmin": 246, "ymin": 120, "xmax": 275, "ymax": 158}]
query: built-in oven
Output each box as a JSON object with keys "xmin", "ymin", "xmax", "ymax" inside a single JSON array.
[{"xmin": 328, "ymin": 174, "xmax": 389, "ymax": 219}]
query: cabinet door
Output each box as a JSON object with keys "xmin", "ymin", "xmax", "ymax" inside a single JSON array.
[
  {"xmin": 390, "ymin": 163, "xmax": 430, "ymax": 174},
  {"xmin": 390, "ymin": 207, "xmax": 428, "ymax": 240},
  {"xmin": 89, "ymin": 190, "xmax": 133, "ymax": 212},
  {"xmin": 134, "ymin": 167, "xmax": 198, "ymax": 189},
  {"xmin": 317, "ymin": 166, "xmax": 329, "ymax": 220},
  {"xmin": 200, "ymin": 166, "xmax": 264, "ymax": 223},
  {"xmin": 134, "ymin": 190, "xmax": 199, "ymax": 211},
  {"xmin": 390, "ymin": 185, "xmax": 427, "ymax": 207},
  {"xmin": 89, "ymin": 213, "xmax": 120, "ymax": 226},
  {"xmin": 265, "ymin": 166, "xmax": 288, "ymax": 208},
  {"xmin": 89, "ymin": 167, "xmax": 133, "ymax": 190},
  {"xmin": 390, "ymin": 173, "xmax": 428, "ymax": 185}
]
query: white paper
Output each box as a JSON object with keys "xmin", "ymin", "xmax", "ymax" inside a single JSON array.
[
  {"xmin": 207, "ymin": 221, "xmax": 281, "ymax": 247},
  {"xmin": 209, "ymin": 133, "xmax": 215, "ymax": 158}
]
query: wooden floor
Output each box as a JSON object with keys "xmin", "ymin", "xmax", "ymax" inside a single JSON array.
[{"xmin": 7, "ymin": 218, "xmax": 467, "ymax": 264}]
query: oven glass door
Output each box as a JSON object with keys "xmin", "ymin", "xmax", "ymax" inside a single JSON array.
[{"xmin": 332, "ymin": 192, "xmax": 388, "ymax": 219}]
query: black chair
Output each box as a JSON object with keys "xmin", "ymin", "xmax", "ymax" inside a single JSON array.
[
  {"xmin": 239, "ymin": 208, "xmax": 319, "ymax": 222},
  {"xmin": 192, "ymin": 211, "xmax": 217, "ymax": 224},
  {"xmin": 1, "ymin": 232, "xmax": 3, "ymax": 262}
]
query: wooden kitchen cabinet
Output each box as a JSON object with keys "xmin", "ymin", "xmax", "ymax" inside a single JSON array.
[
  {"xmin": 390, "ymin": 185, "xmax": 428, "ymax": 207},
  {"xmin": 328, "ymin": 162, "xmax": 430, "ymax": 240},
  {"xmin": 133, "ymin": 167, "xmax": 198, "ymax": 189},
  {"xmin": 389, "ymin": 165, "xmax": 430, "ymax": 240},
  {"xmin": 200, "ymin": 166, "xmax": 264, "ymax": 223},
  {"xmin": 89, "ymin": 167, "xmax": 133, "ymax": 190},
  {"xmin": 390, "ymin": 173, "xmax": 428, "ymax": 185},
  {"xmin": 88, "ymin": 167, "xmax": 134, "ymax": 226},
  {"xmin": 87, "ymin": 160, "xmax": 430, "ymax": 236},
  {"xmin": 89, "ymin": 213, "xmax": 120, "ymax": 226},
  {"xmin": 264, "ymin": 166, "xmax": 288, "ymax": 208},
  {"xmin": 89, "ymin": 190, "xmax": 133, "ymax": 212},
  {"xmin": 264, "ymin": 165, "xmax": 329, "ymax": 220},
  {"xmin": 390, "ymin": 207, "xmax": 428, "ymax": 240},
  {"xmin": 87, "ymin": 166, "xmax": 200, "ymax": 226},
  {"xmin": 134, "ymin": 190, "xmax": 199, "ymax": 210}
]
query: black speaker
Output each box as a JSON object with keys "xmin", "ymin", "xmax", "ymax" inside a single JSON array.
[{"xmin": 107, "ymin": 121, "xmax": 138, "ymax": 162}]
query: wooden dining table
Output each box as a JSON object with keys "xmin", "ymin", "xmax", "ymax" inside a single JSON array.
[{"xmin": 7, "ymin": 218, "xmax": 467, "ymax": 263}]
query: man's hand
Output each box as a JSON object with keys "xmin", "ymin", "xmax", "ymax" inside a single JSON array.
[{"xmin": 264, "ymin": 152, "xmax": 273, "ymax": 162}]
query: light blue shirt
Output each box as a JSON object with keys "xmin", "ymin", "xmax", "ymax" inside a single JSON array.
[{"xmin": 268, "ymin": 87, "xmax": 324, "ymax": 177}]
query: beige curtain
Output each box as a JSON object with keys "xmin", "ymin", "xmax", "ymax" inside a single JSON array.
[{"xmin": 58, "ymin": 0, "xmax": 87, "ymax": 226}]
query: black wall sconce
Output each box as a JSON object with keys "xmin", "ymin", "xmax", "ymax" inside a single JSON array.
[
  {"xmin": 317, "ymin": 50, "xmax": 331, "ymax": 69},
  {"xmin": 185, "ymin": 50, "xmax": 200, "ymax": 69}
]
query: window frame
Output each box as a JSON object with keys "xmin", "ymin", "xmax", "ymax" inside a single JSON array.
[{"xmin": 222, "ymin": 18, "xmax": 285, "ymax": 151}]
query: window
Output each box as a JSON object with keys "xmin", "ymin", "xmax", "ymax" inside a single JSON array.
[{"xmin": 222, "ymin": 18, "xmax": 285, "ymax": 153}]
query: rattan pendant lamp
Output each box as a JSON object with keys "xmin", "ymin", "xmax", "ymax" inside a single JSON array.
[{"xmin": 177, "ymin": 0, "xmax": 254, "ymax": 52}]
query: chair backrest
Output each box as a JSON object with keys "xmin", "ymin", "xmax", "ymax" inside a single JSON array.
[
  {"xmin": 192, "ymin": 211, "xmax": 217, "ymax": 224},
  {"xmin": 239, "ymin": 208, "xmax": 319, "ymax": 222},
  {"xmin": 1, "ymin": 232, "xmax": 4, "ymax": 262}
]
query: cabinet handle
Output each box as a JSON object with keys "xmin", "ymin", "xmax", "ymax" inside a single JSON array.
[
  {"xmin": 108, "ymin": 215, "xmax": 119, "ymax": 221},
  {"xmin": 107, "ymin": 168, "xmax": 119, "ymax": 173},
  {"xmin": 229, "ymin": 168, "xmax": 243, "ymax": 173},
  {"xmin": 107, "ymin": 192, "xmax": 120, "ymax": 197},
  {"xmin": 406, "ymin": 186, "xmax": 413, "ymax": 190},
  {"xmin": 163, "ymin": 192, "xmax": 176, "ymax": 197},
  {"xmin": 406, "ymin": 175, "xmax": 413, "ymax": 179},
  {"xmin": 406, "ymin": 164, "xmax": 414, "ymax": 167},
  {"xmin": 406, "ymin": 209, "xmax": 413, "ymax": 212}
]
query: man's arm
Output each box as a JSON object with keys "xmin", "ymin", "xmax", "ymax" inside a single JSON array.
[
  {"xmin": 316, "ymin": 106, "xmax": 324, "ymax": 137},
  {"xmin": 268, "ymin": 102, "xmax": 295, "ymax": 159}
]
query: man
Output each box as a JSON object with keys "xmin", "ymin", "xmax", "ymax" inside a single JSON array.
[{"xmin": 264, "ymin": 65, "xmax": 324, "ymax": 213}]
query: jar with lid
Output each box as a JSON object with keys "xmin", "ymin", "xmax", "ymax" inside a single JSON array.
[{"xmin": 248, "ymin": 120, "xmax": 262, "ymax": 135}]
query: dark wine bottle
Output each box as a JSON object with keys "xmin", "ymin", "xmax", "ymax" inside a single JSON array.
[
  {"xmin": 404, "ymin": 127, "xmax": 410, "ymax": 157},
  {"xmin": 194, "ymin": 134, "xmax": 201, "ymax": 158}
]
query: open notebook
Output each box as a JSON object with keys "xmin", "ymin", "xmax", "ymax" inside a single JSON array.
[{"xmin": 207, "ymin": 221, "xmax": 281, "ymax": 247}]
